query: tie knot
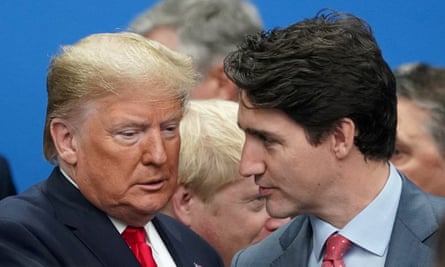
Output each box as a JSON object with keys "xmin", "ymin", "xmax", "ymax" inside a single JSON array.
[
  {"xmin": 324, "ymin": 233, "xmax": 352, "ymax": 261},
  {"xmin": 122, "ymin": 226, "xmax": 147, "ymax": 244}
]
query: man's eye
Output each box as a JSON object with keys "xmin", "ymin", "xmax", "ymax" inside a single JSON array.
[
  {"xmin": 120, "ymin": 131, "xmax": 137, "ymax": 137},
  {"xmin": 115, "ymin": 130, "xmax": 141, "ymax": 144},
  {"xmin": 165, "ymin": 125, "xmax": 178, "ymax": 132},
  {"xmin": 259, "ymin": 134, "xmax": 274, "ymax": 144},
  {"xmin": 122, "ymin": 131, "xmax": 135, "ymax": 136},
  {"xmin": 162, "ymin": 123, "xmax": 180, "ymax": 138}
]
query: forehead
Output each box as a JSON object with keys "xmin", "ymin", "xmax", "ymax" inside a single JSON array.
[
  {"xmin": 396, "ymin": 98, "xmax": 433, "ymax": 146},
  {"xmin": 237, "ymin": 91, "xmax": 293, "ymax": 128},
  {"xmin": 111, "ymin": 77, "xmax": 183, "ymax": 100},
  {"xmin": 79, "ymin": 80, "xmax": 184, "ymax": 116},
  {"xmin": 397, "ymin": 98, "xmax": 430, "ymax": 132}
]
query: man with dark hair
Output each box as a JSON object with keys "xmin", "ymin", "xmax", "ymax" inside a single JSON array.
[{"xmin": 224, "ymin": 10, "xmax": 445, "ymax": 267}]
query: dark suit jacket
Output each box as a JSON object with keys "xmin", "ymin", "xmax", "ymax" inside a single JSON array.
[
  {"xmin": 231, "ymin": 173, "xmax": 445, "ymax": 267},
  {"xmin": 0, "ymin": 156, "xmax": 16, "ymax": 199},
  {"xmin": 0, "ymin": 167, "xmax": 223, "ymax": 267}
]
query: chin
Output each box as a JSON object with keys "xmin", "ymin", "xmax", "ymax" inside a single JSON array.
[
  {"xmin": 132, "ymin": 198, "xmax": 164, "ymax": 213},
  {"xmin": 266, "ymin": 204, "xmax": 290, "ymax": 219}
]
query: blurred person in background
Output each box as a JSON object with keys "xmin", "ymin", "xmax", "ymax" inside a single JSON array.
[
  {"xmin": 162, "ymin": 99, "xmax": 289, "ymax": 266},
  {"xmin": 391, "ymin": 63, "xmax": 445, "ymax": 197},
  {"xmin": 0, "ymin": 155, "xmax": 17, "ymax": 199},
  {"xmin": 435, "ymin": 217, "xmax": 445, "ymax": 267},
  {"xmin": 127, "ymin": 0, "xmax": 262, "ymax": 101}
]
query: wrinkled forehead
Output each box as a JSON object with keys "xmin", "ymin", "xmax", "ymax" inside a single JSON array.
[
  {"xmin": 93, "ymin": 75, "xmax": 186, "ymax": 101},
  {"xmin": 69, "ymin": 78, "xmax": 186, "ymax": 119}
]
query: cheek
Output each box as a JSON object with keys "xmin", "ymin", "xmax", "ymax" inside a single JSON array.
[
  {"xmin": 224, "ymin": 205, "xmax": 266, "ymax": 239},
  {"xmin": 407, "ymin": 145, "xmax": 443, "ymax": 172},
  {"xmin": 397, "ymin": 149, "xmax": 444, "ymax": 187},
  {"xmin": 165, "ymin": 140, "xmax": 181, "ymax": 164},
  {"xmin": 420, "ymin": 148, "xmax": 444, "ymax": 167},
  {"xmin": 190, "ymin": 213, "xmax": 220, "ymax": 244},
  {"xmin": 76, "ymin": 133, "xmax": 125, "ymax": 170},
  {"xmin": 221, "ymin": 216, "xmax": 263, "ymax": 250},
  {"xmin": 268, "ymin": 156, "xmax": 301, "ymax": 186},
  {"xmin": 239, "ymin": 215, "xmax": 267, "ymax": 239},
  {"xmin": 164, "ymin": 177, "xmax": 178, "ymax": 195}
]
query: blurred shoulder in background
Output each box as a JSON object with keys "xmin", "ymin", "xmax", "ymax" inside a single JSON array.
[{"xmin": 0, "ymin": 155, "xmax": 17, "ymax": 199}]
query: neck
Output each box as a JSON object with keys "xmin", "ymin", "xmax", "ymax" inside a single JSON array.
[{"xmin": 318, "ymin": 158, "xmax": 389, "ymax": 228}]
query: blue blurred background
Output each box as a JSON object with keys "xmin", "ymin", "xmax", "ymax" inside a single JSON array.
[{"xmin": 1, "ymin": 0, "xmax": 444, "ymax": 192}]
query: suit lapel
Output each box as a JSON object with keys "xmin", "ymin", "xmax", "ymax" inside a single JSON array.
[
  {"xmin": 152, "ymin": 215, "xmax": 189, "ymax": 266},
  {"xmin": 385, "ymin": 218, "xmax": 432, "ymax": 267},
  {"xmin": 69, "ymin": 216, "xmax": 140, "ymax": 267},
  {"xmin": 46, "ymin": 168, "xmax": 140, "ymax": 267},
  {"xmin": 271, "ymin": 216, "xmax": 312, "ymax": 267},
  {"xmin": 385, "ymin": 174, "xmax": 440, "ymax": 267}
]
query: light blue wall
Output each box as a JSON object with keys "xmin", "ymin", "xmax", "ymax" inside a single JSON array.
[{"xmin": 1, "ymin": 0, "xmax": 444, "ymax": 191}]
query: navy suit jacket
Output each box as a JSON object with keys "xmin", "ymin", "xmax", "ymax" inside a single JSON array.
[
  {"xmin": 0, "ymin": 168, "xmax": 223, "ymax": 267},
  {"xmin": 0, "ymin": 155, "xmax": 16, "ymax": 200},
  {"xmin": 231, "ymin": 174, "xmax": 445, "ymax": 267}
]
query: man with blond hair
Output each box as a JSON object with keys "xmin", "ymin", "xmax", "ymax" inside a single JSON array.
[
  {"xmin": 0, "ymin": 32, "xmax": 223, "ymax": 267},
  {"xmin": 162, "ymin": 99, "xmax": 289, "ymax": 266}
]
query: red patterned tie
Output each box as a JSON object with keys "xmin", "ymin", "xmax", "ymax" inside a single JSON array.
[
  {"xmin": 122, "ymin": 226, "xmax": 158, "ymax": 267},
  {"xmin": 322, "ymin": 233, "xmax": 352, "ymax": 267}
]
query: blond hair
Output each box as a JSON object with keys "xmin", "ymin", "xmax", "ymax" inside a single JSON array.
[
  {"xmin": 44, "ymin": 32, "xmax": 196, "ymax": 163},
  {"xmin": 178, "ymin": 99, "xmax": 244, "ymax": 201}
]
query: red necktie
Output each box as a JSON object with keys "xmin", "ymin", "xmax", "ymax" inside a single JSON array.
[
  {"xmin": 322, "ymin": 233, "xmax": 352, "ymax": 267},
  {"xmin": 122, "ymin": 226, "xmax": 158, "ymax": 267}
]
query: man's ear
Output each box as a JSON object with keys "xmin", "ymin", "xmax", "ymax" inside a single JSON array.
[
  {"xmin": 210, "ymin": 63, "xmax": 238, "ymax": 101},
  {"xmin": 50, "ymin": 118, "xmax": 78, "ymax": 165},
  {"xmin": 331, "ymin": 118, "xmax": 356, "ymax": 159},
  {"xmin": 170, "ymin": 186, "xmax": 194, "ymax": 226}
]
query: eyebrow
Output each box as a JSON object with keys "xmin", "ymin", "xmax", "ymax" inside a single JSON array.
[
  {"xmin": 163, "ymin": 110, "xmax": 183, "ymax": 123},
  {"xmin": 237, "ymin": 122, "xmax": 264, "ymax": 136},
  {"xmin": 241, "ymin": 125, "xmax": 284, "ymax": 144},
  {"xmin": 110, "ymin": 110, "xmax": 183, "ymax": 130},
  {"xmin": 244, "ymin": 127, "xmax": 266, "ymax": 136}
]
